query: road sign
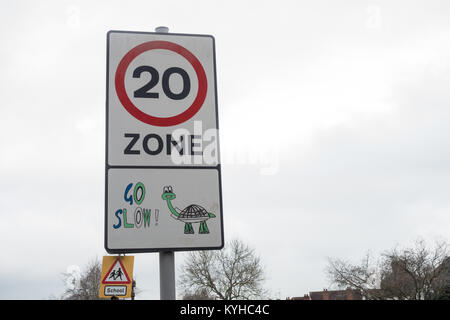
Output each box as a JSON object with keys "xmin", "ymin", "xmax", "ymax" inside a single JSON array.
[
  {"xmin": 102, "ymin": 259, "xmax": 131, "ymax": 284},
  {"xmin": 106, "ymin": 168, "xmax": 222, "ymax": 251},
  {"xmin": 99, "ymin": 255, "xmax": 134, "ymax": 299},
  {"xmin": 107, "ymin": 30, "xmax": 219, "ymax": 167},
  {"xmin": 105, "ymin": 30, "xmax": 223, "ymax": 253}
]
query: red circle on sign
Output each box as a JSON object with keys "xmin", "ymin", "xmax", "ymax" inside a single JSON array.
[{"xmin": 115, "ymin": 41, "xmax": 207, "ymax": 127}]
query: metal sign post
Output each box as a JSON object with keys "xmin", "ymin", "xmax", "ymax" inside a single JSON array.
[
  {"xmin": 159, "ymin": 250, "xmax": 176, "ymax": 300},
  {"xmin": 157, "ymin": 26, "xmax": 176, "ymax": 301}
]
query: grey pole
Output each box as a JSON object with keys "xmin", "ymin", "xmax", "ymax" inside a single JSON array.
[
  {"xmin": 156, "ymin": 25, "xmax": 176, "ymax": 301},
  {"xmin": 155, "ymin": 26, "xmax": 169, "ymax": 33},
  {"xmin": 159, "ymin": 251, "xmax": 176, "ymax": 300}
]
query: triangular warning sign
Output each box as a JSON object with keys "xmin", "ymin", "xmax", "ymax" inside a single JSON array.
[{"xmin": 102, "ymin": 259, "xmax": 131, "ymax": 284}]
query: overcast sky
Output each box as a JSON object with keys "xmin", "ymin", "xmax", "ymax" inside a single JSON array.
[{"xmin": 1, "ymin": 0, "xmax": 450, "ymax": 299}]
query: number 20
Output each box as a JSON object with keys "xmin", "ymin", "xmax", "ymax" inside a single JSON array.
[{"xmin": 133, "ymin": 66, "xmax": 191, "ymax": 100}]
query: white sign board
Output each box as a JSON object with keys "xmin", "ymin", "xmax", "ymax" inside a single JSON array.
[
  {"xmin": 107, "ymin": 31, "xmax": 219, "ymax": 167},
  {"xmin": 105, "ymin": 30, "xmax": 223, "ymax": 253},
  {"xmin": 107, "ymin": 168, "xmax": 222, "ymax": 251}
]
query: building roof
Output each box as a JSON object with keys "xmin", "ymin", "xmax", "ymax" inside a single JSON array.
[{"xmin": 308, "ymin": 289, "xmax": 362, "ymax": 300}]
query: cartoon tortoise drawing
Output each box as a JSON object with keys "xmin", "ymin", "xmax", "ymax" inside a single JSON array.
[{"xmin": 161, "ymin": 186, "xmax": 216, "ymax": 234}]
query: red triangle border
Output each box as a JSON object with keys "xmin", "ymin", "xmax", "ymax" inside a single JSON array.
[{"xmin": 102, "ymin": 258, "xmax": 131, "ymax": 285}]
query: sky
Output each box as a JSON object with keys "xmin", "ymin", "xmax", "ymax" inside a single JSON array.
[{"xmin": 1, "ymin": 0, "xmax": 450, "ymax": 299}]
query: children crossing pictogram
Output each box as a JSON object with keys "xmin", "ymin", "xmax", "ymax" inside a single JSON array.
[{"xmin": 102, "ymin": 258, "xmax": 131, "ymax": 284}]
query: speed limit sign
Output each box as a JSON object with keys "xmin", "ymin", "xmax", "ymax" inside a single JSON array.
[
  {"xmin": 107, "ymin": 30, "xmax": 219, "ymax": 167},
  {"xmin": 105, "ymin": 30, "xmax": 223, "ymax": 253}
]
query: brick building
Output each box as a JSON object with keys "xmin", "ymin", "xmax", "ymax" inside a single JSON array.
[{"xmin": 288, "ymin": 288, "xmax": 362, "ymax": 300}]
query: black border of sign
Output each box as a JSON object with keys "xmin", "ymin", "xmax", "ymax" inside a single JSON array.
[{"xmin": 105, "ymin": 30, "xmax": 224, "ymax": 254}]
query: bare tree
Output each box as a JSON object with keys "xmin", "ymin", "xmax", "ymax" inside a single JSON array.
[
  {"xmin": 182, "ymin": 288, "xmax": 215, "ymax": 300},
  {"xmin": 62, "ymin": 258, "xmax": 102, "ymax": 300},
  {"xmin": 179, "ymin": 239, "xmax": 267, "ymax": 300},
  {"xmin": 326, "ymin": 252, "xmax": 383, "ymax": 299},
  {"xmin": 326, "ymin": 238, "xmax": 450, "ymax": 300},
  {"xmin": 380, "ymin": 239, "xmax": 450, "ymax": 300}
]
